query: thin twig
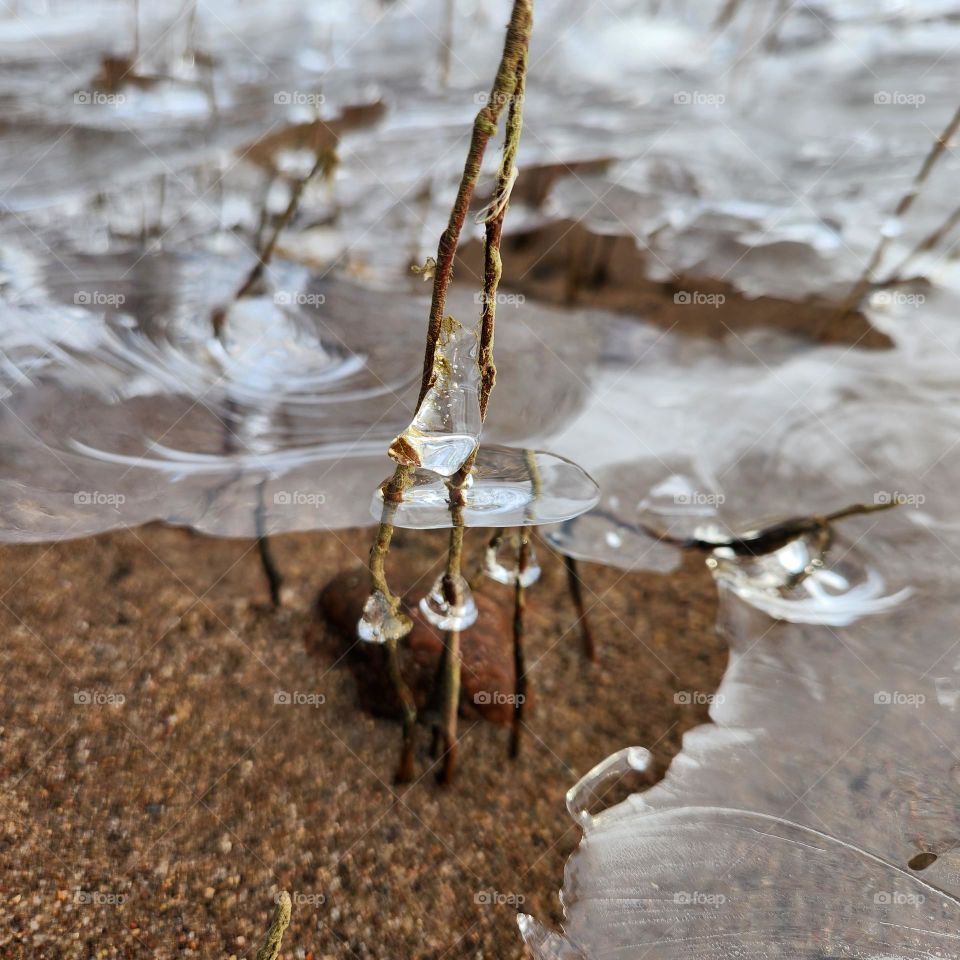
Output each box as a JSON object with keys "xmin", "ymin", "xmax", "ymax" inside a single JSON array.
[
  {"xmin": 834, "ymin": 104, "xmax": 960, "ymax": 321},
  {"xmin": 254, "ymin": 479, "xmax": 282, "ymax": 608},
  {"xmin": 509, "ymin": 530, "xmax": 529, "ymax": 758},
  {"xmin": 564, "ymin": 554, "xmax": 596, "ymax": 662},
  {"xmin": 881, "ymin": 203, "xmax": 960, "ymax": 285}
]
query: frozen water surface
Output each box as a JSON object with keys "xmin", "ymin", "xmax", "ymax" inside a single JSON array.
[{"xmin": 3, "ymin": 0, "xmax": 960, "ymax": 957}]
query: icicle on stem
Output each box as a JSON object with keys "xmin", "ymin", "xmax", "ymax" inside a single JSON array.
[{"xmin": 368, "ymin": 0, "xmax": 533, "ymax": 784}]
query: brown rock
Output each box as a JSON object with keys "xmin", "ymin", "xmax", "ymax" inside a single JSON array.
[{"xmin": 312, "ymin": 569, "xmax": 527, "ymax": 725}]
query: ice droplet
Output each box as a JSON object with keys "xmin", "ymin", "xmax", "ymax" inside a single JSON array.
[
  {"xmin": 388, "ymin": 319, "xmax": 481, "ymax": 477},
  {"xmin": 708, "ymin": 529, "xmax": 911, "ymax": 626},
  {"xmin": 357, "ymin": 590, "xmax": 412, "ymax": 644},
  {"xmin": 484, "ymin": 534, "xmax": 542, "ymax": 587},
  {"xmin": 419, "ymin": 574, "xmax": 478, "ymax": 631}
]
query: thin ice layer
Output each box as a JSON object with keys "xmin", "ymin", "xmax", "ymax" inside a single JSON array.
[{"xmin": 522, "ymin": 525, "xmax": 960, "ymax": 958}]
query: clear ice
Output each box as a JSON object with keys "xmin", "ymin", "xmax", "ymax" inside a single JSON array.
[
  {"xmin": 357, "ymin": 590, "xmax": 412, "ymax": 645},
  {"xmin": 484, "ymin": 534, "xmax": 542, "ymax": 588},
  {"xmin": 372, "ymin": 446, "xmax": 599, "ymax": 530},
  {"xmin": 2, "ymin": 2, "xmax": 960, "ymax": 957},
  {"xmin": 388, "ymin": 320, "xmax": 482, "ymax": 478},
  {"xmin": 419, "ymin": 574, "xmax": 478, "ymax": 632}
]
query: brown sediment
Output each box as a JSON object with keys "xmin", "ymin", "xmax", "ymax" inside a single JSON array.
[
  {"xmin": 0, "ymin": 524, "xmax": 724, "ymax": 958},
  {"xmin": 242, "ymin": 103, "xmax": 387, "ymax": 177},
  {"xmin": 457, "ymin": 219, "xmax": 893, "ymax": 349}
]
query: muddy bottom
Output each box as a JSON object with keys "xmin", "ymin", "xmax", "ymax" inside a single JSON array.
[{"xmin": 0, "ymin": 524, "xmax": 725, "ymax": 959}]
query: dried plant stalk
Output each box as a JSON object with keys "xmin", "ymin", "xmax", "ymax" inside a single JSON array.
[
  {"xmin": 835, "ymin": 103, "xmax": 960, "ymax": 319},
  {"xmin": 509, "ymin": 529, "xmax": 530, "ymax": 758},
  {"xmin": 365, "ymin": 0, "xmax": 534, "ymax": 785},
  {"xmin": 564, "ymin": 554, "xmax": 596, "ymax": 662}
]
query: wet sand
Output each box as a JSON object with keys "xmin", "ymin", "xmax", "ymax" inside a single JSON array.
[{"xmin": 0, "ymin": 524, "xmax": 725, "ymax": 958}]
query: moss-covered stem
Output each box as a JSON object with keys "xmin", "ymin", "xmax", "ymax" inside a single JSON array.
[
  {"xmin": 256, "ymin": 892, "xmax": 291, "ymax": 960},
  {"xmin": 478, "ymin": 45, "xmax": 527, "ymax": 417}
]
